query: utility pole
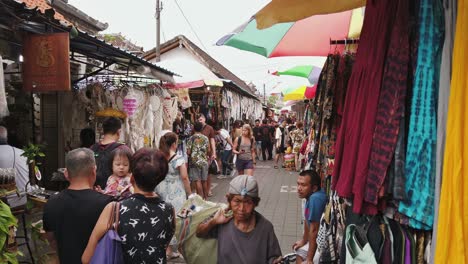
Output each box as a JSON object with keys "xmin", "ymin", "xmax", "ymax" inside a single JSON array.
[{"xmin": 155, "ymin": 0, "xmax": 162, "ymax": 62}]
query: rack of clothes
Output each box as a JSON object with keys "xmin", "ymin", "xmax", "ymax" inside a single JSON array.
[{"xmin": 300, "ymin": 0, "xmax": 463, "ymax": 262}]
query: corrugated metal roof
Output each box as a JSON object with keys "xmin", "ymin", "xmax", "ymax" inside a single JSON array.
[{"xmin": 1, "ymin": 0, "xmax": 177, "ymax": 78}]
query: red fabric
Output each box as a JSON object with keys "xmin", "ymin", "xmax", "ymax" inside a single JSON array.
[
  {"xmin": 270, "ymin": 11, "xmax": 351, "ymax": 57},
  {"xmin": 365, "ymin": 0, "xmax": 410, "ymax": 206},
  {"xmin": 332, "ymin": 0, "xmax": 399, "ymax": 214},
  {"xmin": 305, "ymin": 85, "xmax": 317, "ymax": 99}
]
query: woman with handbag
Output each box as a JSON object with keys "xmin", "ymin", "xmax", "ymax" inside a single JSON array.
[{"xmin": 82, "ymin": 149, "xmax": 175, "ymax": 264}]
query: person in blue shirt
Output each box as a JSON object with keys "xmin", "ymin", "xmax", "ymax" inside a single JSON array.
[{"xmin": 293, "ymin": 170, "xmax": 327, "ymax": 264}]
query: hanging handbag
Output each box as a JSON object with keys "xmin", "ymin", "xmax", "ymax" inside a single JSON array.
[
  {"xmin": 208, "ymin": 159, "xmax": 219, "ymax": 175},
  {"xmin": 90, "ymin": 202, "xmax": 124, "ymax": 264},
  {"xmin": 317, "ymin": 192, "xmax": 338, "ymax": 263}
]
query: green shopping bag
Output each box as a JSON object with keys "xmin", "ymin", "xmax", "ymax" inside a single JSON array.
[{"xmin": 175, "ymin": 195, "xmax": 225, "ymax": 264}]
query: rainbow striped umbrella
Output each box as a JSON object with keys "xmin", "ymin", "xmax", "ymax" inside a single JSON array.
[
  {"xmin": 282, "ymin": 85, "xmax": 317, "ymax": 101},
  {"xmin": 216, "ymin": 8, "xmax": 364, "ymax": 57}
]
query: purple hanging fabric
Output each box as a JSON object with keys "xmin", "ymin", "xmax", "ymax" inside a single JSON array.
[{"xmin": 404, "ymin": 232, "xmax": 411, "ymax": 264}]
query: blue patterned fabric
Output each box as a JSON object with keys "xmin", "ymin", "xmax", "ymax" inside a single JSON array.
[{"xmin": 399, "ymin": 0, "xmax": 445, "ymax": 230}]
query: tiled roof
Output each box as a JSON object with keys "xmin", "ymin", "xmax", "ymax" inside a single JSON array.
[
  {"xmin": 143, "ymin": 35, "xmax": 258, "ymax": 98},
  {"xmin": 18, "ymin": 0, "xmax": 70, "ymax": 25}
]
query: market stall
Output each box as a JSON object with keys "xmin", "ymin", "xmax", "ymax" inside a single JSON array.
[{"xmin": 220, "ymin": 0, "xmax": 465, "ymax": 261}]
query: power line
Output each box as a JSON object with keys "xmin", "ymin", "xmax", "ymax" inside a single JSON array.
[{"xmin": 174, "ymin": 0, "xmax": 208, "ymax": 51}]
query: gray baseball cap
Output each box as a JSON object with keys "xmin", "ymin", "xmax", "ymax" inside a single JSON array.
[{"xmin": 228, "ymin": 175, "xmax": 259, "ymax": 198}]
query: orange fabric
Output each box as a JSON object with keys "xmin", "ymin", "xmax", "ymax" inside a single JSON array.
[{"xmin": 435, "ymin": 0, "xmax": 468, "ymax": 262}]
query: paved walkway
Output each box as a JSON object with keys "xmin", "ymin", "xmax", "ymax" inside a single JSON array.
[{"xmin": 170, "ymin": 160, "xmax": 303, "ymax": 263}]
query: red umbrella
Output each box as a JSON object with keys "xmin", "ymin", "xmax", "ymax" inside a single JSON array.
[{"xmin": 217, "ymin": 8, "xmax": 364, "ymax": 57}]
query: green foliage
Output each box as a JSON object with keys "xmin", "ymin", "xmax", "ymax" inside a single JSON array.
[
  {"xmin": 0, "ymin": 200, "xmax": 19, "ymax": 264},
  {"xmin": 267, "ymin": 95, "xmax": 279, "ymax": 107},
  {"xmin": 30, "ymin": 221, "xmax": 49, "ymax": 264},
  {"xmin": 21, "ymin": 143, "xmax": 45, "ymax": 164},
  {"xmin": 103, "ymin": 34, "xmax": 117, "ymax": 42}
]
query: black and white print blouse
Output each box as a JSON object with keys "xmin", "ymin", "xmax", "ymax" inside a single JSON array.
[{"xmin": 118, "ymin": 194, "xmax": 175, "ymax": 264}]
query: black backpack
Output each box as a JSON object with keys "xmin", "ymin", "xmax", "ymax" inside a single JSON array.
[{"xmin": 91, "ymin": 142, "xmax": 123, "ymax": 188}]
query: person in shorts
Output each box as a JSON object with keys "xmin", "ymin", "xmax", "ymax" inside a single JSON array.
[
  {"xmin": 232, "ymin": 124, "xmax": 256, "ymax": 176},
  {"xmin": 187, "ymin": 122, "xmax": 210, "ymax": 199}
]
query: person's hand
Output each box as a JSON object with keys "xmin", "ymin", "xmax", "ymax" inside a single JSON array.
[
  {"xmin": 212, "ymin": 208, "xmax": 233, "ymax": 225},
  {"xmin": 211, "ymin": 154, "xmax": 217, "ymax": 160},
  {"xmin": 292, "ymin": 239, "xmax": 307, "ymax": 250},
  {"xmin": 94, "ymin": 186, "xmax": 103, "ymax": 193}
]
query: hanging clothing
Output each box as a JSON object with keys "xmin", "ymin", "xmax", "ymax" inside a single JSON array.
[
  {"xmin": 314, "ymin": 54, "xmax": 339, "ymax": 180},
  {"xmin": 332, "ymin": 0, "xmax": 399, "ymax": 214},
  {"xmin": 364, "ymin": 0, "xmax": 411, "ymax": 206},
  {"xmin": 432, "ymin": 0, "xmax": 457, "ymax": 260},
  {"xmin": 435, "ymin": 0, "xmax": 468, "ymax": 262},
  {"xmin": 387, "ymin": 0, "xmax": 421, "ymax": 202},
  {"xmin": 398, "ymin": 0, "xmax": 444, "ymax": 230}
]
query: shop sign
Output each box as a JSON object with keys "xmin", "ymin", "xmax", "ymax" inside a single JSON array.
[{"xmin": 23, "ymin": 32, "xmax": 71, "ymax": 92}]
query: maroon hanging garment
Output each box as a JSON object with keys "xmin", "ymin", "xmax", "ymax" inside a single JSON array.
[
  {"xmin": 332, "ymin": 0, "xmax": 399, "ymax": 214},
  {"xmin": 364, "ymin": 0, "xmax": 411, "ymax": 207}
]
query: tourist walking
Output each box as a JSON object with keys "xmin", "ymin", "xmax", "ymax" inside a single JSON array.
[
  {"xmin": 156, "ymin": 132, "xmax": 192, "ymax": 259},
  {"xmin": 187, "ymin": 122, "xmax": 210, "ymax": 199},
  {"xmin": 82, "ymin": 148, "xmax": 175, "ymax": 264},
  {"xmin": 43, "ymin": 148, "xmax": 113, "ymax": 264},
  {"xmin": 215, "ymin": 126, "xmax": 234, "ymax": 178},
  {"xmin": 232, "ymin": 124, "xmax": 256, "ymax": 176}
]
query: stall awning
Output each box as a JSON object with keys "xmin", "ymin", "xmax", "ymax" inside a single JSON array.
[{"xmin": 70, "ymin": 32, "xmax": 176, "ymax": 82}]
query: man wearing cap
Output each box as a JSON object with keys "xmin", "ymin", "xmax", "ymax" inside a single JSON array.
[{"xmin": 196, "ymin": 175, "xmax": 282, "ymax": 264}]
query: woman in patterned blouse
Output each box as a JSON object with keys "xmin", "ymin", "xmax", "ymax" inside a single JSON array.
[{"xmin": 82, "ymin": 148, "xmax": 175, "ymax": 264}]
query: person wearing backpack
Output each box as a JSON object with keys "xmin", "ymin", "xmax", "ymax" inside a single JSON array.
[
  {"xmin": 260, "ymin": 119, "xmax": 273, "ymax": 161},
  {"xmin": 232, "ymin": 124, "xmax": 256, "ymax": 176},
  {"xmin": 91, "ymin": 117, "xmax": 131, "ymax": 189}
]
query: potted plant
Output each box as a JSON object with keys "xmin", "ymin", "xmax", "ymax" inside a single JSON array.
[
  {"xmin": 21, "ymin": 143, "xmax": 45, "ymax": 187},
  {"xmin": 0, "ymin": 200, "xmax": 20, "ymax": 264}
]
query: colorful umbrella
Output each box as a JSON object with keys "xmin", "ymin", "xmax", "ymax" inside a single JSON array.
[
  {"xmin": 217, "ymin": 8, "xmax": 364, "ymax": 57},
  {"xmin": 255, "ymin": 0, "xmax": 365, "ymax": 29},
  {"xmin": 284, "ymin": 100, "xmax": 301, "ymax": 107},
  {"xmin": 282, "ymin": 85, "xmax": 316, "ymax": 101},
  {"xmin": 272, "ymin": 65, "xmax": 322, "ymax": 84}
]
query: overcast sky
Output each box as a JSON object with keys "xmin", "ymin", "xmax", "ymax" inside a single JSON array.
[{"xmin": 70, "ymin": 0, "xmax": 325, "ymax": 94}]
